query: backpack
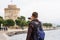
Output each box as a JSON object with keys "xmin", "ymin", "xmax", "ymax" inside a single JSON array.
[
  {"xmin": 33, "ymin": 21, "xmax": 45, "ymax": 40},
  {"xmin": 37, "ymin": 27, "xmax": 45, "ymax": 39}
]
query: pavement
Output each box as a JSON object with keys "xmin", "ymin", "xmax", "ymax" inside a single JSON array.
[{"xmin": 0, "ymin": 29, "xmax": 27, "ymax": 40}]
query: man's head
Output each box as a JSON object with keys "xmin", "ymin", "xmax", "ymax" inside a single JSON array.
[
  {"xmin": 28, "ymin": 12, "xmax": 38, "ymax": 21},
  {"xmin": 31, "ymin": 12, "xmax": 38, "ymax": 19}
]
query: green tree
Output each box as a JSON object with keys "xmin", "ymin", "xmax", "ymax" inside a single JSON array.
[
  {"xmin": 0, "ymin": 16, "xmax": 3, "ymax": 28},
  {"xmin": 57, "ymin": 25, "xmax": 60, "ymax": 27},
  {"xmin": 43, "ymin": 23, "xmax": 52, "ymax": 28},
  {"xmin": 0, "ymin": 19, "xmax": 3, "ymax": 27},
  {"xmin": 20, "ymin": 20, "xmax": 26, "ymax": 29},
  {"xmin": 15, "ymin": 16, "xmax": 27, "ymax": 29},
  {"xmin": 0, "ymin": 16, "xmax": 3, "ymax": 19},
  {"xmin": 26, "ymin": 21, "xmax": 30, "ymax": 26},
  {"xmin": 3, "ymin": 19, "xmax": 15, "ymax": 27},
  {"xmin": 17, "ymin": 16, "xmax": 26, "ymax": 20},
  {"xmin": 15, "ymin": 19, "xmax": 21, "ymax": 27},
  {"xmin": 15, "ymin": 19, "xmax": 27, "ymax": 29},
  {"xmin": 48, "ymin": 23, "xmax": 52, "ymax": 27}
]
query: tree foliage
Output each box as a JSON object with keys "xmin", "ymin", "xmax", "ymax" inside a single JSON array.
[
  {"xmin": 43, "ymin": 23, "xmax": 52, "ymax": 28},
  {"xmin": 0, "ymin": 16, "xmax": 3, "ymax": 27},
  {"xmin": 3, "ymin": 19, "xmax": 15, "ymax": 27},
  {"xmin": 17, "ymin": 16, "xmax": 26, "ymax": 20},
  {"xmin": 15, "ymin": 19, "xmax": 21, "ymax": 26}
]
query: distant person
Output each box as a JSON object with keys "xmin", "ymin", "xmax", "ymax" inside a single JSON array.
[{"xmin": 26, "ymin": 12, "xmax": 45, "ymax": 40}]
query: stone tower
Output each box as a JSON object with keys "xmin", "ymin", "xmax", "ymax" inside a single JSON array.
[{"xmin": 4, "ymin": 5, "xmax": 20, "ymax": 20}]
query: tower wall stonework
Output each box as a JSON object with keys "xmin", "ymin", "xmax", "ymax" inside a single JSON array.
[{"xmin": 4, "ymin": 5, "xmax": 20, "ymax": 20}]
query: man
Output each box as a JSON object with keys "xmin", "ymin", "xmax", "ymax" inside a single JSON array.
[{"xmin": 26, "ymin": 12, "xmax": 45, "ymax": 40}]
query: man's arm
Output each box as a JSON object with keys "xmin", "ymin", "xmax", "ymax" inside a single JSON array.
[{"xmin": 26, "ymin": 23, "xmax": 33, "ymax": 40}]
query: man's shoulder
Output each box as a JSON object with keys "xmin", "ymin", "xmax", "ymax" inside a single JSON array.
[
  {"xmin": 29, "ymin": 21, "xmax": 34, "ymax": 25},
  {"xmin": 32, "ymin": 20, "xmax": 41, "ymax": 23},
  {"xmin": 29, "ymin": 19, "xmax": 42, "ymax": 25}
]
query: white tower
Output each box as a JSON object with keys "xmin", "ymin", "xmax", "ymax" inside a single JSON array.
[{"xmin": 4, "ymin": 0, "xmax": 20, "ymax": 20}]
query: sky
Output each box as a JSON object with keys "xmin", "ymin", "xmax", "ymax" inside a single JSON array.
[{"xmin": 0, "ymin": 0, "xmax": 60, "ymax": 25}]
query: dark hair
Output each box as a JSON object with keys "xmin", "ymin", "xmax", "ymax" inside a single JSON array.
[{"xmin": 32, "ymin": 12, "xmax": 38, "ymax": 18}]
